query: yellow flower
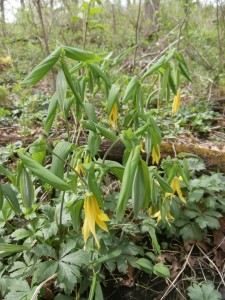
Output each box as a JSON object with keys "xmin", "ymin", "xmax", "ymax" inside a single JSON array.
[
  {"xmin": 172, "ymin": 91, "xmax": 181, "ymax": 116},
  {"xmin": 152, "ymin": 145, "xmax": 160, "ymax": 165},
  {"xmin": 165, "ymin": 176, "xmax": 186, "ymax": 203},
  {"xmin": 109, "ymin": 103, "xmax": 118, "ymax": 127},
  {"xmin": 148, "ymin": 206, "xmax": 174, "ymax": 223},
  {"xmin": 75, "ymin": 162, "xmax": 85, "ymax": 176},
  {"xmin": 0, "ymin": 56, "xmax": 11, "ymax": 64},
  {"xmin": 82, "ymin": 193, "xmax": 110, "ymax": 248}
]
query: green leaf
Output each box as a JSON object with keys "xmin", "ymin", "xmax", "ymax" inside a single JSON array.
[
  {"xmin": 93, "ymin": 249, "xmax": 122, "ymax": 266},
  {"xmin": 83, "ymin": 102, "xmax": 98, "ymax": 122},
  {"xmin": 0, "ymin": 185, "xmax": 3, "ymax": 210},
  {"xmin": 1, "ymin": 184, "xmax": 20, "ymax": 214},
  {"xmin": 112, "ymin": 45, "xmax": 138, "ymax": 66},
  {"xmin": 19, "ymin": 153, "xmax": 70, "ymax": 191},
  {"xmin": 0, "ymin": 243, "xmax": 31, "ymax": 253},
  {"xmin": 56, "ymin": 68, "xmax": 67, "ymax": 113},
  {"xmin": 4, "ymin": 279, "xmax": 31, "ymax": 300},
  {"xmin": 33, "ymin": 261, "xmax": 58, "ymax": 284},
  {"xmin": 19, "ymin": 167, "xmax": 34, "ymax": 209},
  {"xmin": 141, "ymin": 55, "xmax": 165, "ymax": 81},
  {"xmin": 132, "ymin": 161, "xmax": 146, "ymax": 215},
  {"xmin": 88, "ymin": 63, "xmax": 111, "ymax": 87},
  {"xmin": 60, "ymin": 250, "xmax": 89, "ymax": 267},
  {"xmin": 153, "ymin": 263, "xmax": 170, "ymax": 278},
  {"xmin": 95, "ymin": 282, "xmax": 104, "ymax": 300},
  {"xmin": 152, "ymin": 170, "xmax": 173, "ymax": 193},
  {"xmin": 22, "ymin": 47, "xmax": 61, "ymax": 85},
  {"xmin": 64, "ymin": 46, "xmax": 102, "ymax": 62},
  {"xmin": 51, "ymin": 141, "xmax": 73, "ymax": 179},
  {"xmin": 116, "ymin": 146, "xmax": 140, "ymax": 221},
  {"xmin": 69, "ymin": 199, "xmax": 84, "ymax": 232},
  {"xmin": 107, "ymin": 84, "xmax": 120, "ymax": 115},
  {"xmin": 88, "ymin": 131, "xmax": 101, "ymax": 157},
  {"xmin": 187, "ymin": 281, "xmax": 222, "ymax": 300},
  {"xmin": 195, "ymin": 215, "xmax": 220, "ymax": 230},
  {"xmin": 136, "ymin": 258, "xmax": 153, "ymax": 273},
  {"xmin": 188, "ymin": 189, "xmax": 204, "ymax": 203},
  {"xmin": 58, "ymin": 262, "xmax": 79, "ymax": 294},
  {"xmin": 88, "ymin": 273, "xmax": 97, "ymax": 300},
  {"xmin": 11, "ymin": 228, "xmax": 32, "ymax": 241},
  {"xmin": 31, "ymin": 244, "xmax": 57, "ymax": 259},
  {"xmin": 123, "ymin": 76, "xmax": 138, "ymax": 103},
  {"xmin": 44, "ymin": 93, "xmax": 58, "ymax": 134},
  {"xmin": 29, "ymin": 136, "xmax": 47, "ymax": 165},
  {"xmin": 100, "ymin": 160, "xmax": 124, "ymax": 181},
  {"xmin": 0, "ymin": 165, "xmax": 16, "ymax": 186},
  {"xmin": 95, "ymin": 123, "xmax": 117, "ymax": 142}
]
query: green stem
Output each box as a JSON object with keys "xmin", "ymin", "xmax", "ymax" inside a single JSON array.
[
  {"xmin": 59, "ymin": 191, "xmax": 66, "ymax": 240},
  {"xmin": 49, "ymin": 149, "xmax": 88, "ymax": 187}
]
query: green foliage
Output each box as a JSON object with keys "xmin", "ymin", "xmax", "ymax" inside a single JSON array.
[{"xmin": 187, "ymin": 281, "xmax": 222, "ymax": 300}]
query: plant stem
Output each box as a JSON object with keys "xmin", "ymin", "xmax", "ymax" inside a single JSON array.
[{"xmin": 59, "ymin": 191, "xmax": 65, "ymax": 240}]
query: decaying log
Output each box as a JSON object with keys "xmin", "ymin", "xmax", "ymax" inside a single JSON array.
[
  {"xmin": 98, "ymin": 140, "xmax": 225, "ymax": 173},
  {"xmin": 0, "ymin": 133, "xmax": 225, "ymax": 173}
]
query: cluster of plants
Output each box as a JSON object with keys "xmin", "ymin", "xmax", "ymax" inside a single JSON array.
[{"xmin": 0, "ymin": 44, "xmax": 224, "ymax": 299}]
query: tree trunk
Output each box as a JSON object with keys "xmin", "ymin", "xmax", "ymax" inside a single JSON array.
[
  {"xmin": 20, "ymin": 0, "xmax": 25, "ymax": 9},
  {"xmin": 0, "ymin": 0, "xmax": 5, "ymax": 37},
  {"xmin": 144, "ymin": 0, "xmax": 160, "ymax": 40}
]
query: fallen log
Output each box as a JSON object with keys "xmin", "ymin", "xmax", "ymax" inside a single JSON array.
[{"xmin": 0, "ymin": 133, "xmax": 225, "ymax": 173}]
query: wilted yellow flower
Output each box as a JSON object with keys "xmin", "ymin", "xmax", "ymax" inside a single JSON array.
[
  {"xmin": 148, "ymin": 206, "xmax": 174, "ymax": 223},
  {"xmin": 165, "ymin": 176, "xmax": 186, "ymax": 203},
  {"xmin": 109, "ymin": 103, "xmax": 118, "ymax": 127},
  {"xmin": 152, "ymin": 145, "xmax": 160, "ymax": 165},
  {"xmin": 172, "ymin": 91, "xmax": 181, "ymax": 116},
  {"xmin": 82, "ymin": 193, "xmax": 110, "ymax": 248}
]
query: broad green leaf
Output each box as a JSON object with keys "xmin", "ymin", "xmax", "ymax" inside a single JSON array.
[
  {"xmin": 33, "ymin": 261, "xmax": 58, "ymax": 284},
  {"xmin": 141, "ymin": 55, "xmax": 165, "ymax": 81},
  {"xmin": 136, "ymin": 258, "xmax": 153, "ymax": 273},
  {"xmin": 88, "ymin": 63, "xmax": 111, "ymax": 87},
  {"xmin": 64, "ymin": 46, "xmax": 102, "ymax": 62},
  {"xmin": 0, "ymin": 165, "xmax": 16, "ymax": 186},
  {"xmin": 44, "ymin": 93, "xmax": 58, "ymax": 134},
  {"xmin": 1, "ymin": 184, "xmax": 20, "ymax": 214},
  {"xmin": 31, "ymin": 244, "xmax": 57, "ymax": 259},
  {"xmin": 95, "ymin": 123, "xmax": 117, "ymax": 142},
  {"xmin": 153, "ymin": 263, "xmax": 170, "ymax": 278},
  {"xmin": 88, "ymin": 131, "xmax": 101, "ymax": 157},
  {"xmin": 95, "ymin": 282, "xmax": 104, "ymax": 300},
  {"xmin": 22, "ymin": 47, "xmax": 61, "ymax": 85},
  {"xmin": 11, "ymin": 228, "xmax": 32, "ymax": 241},
  {"xmin": 116, "ymin": 146, "xmax": 140, "ymax": 221},
  {"xmin": 19, "ymin": 153, "xmax": 70, "ymax": 191},
  {"xmin": 0, "ymin": 243, "xmax": 31, "ymax": 253},
  {"xmin": 29, "ymin": 136, "xmax": 47, "ymax": 165},
  {"xmin": 83, "ymin": 102, "xmax": 98, "ymax": 122},
  {"xmin": 19, "ymin": 167, "xmax": 34, "ymax": 209},
  {"xmin": 100, "ymin": 159, "xmax": 124, "ymax": 181},
  {"xmin": 60, "ymin": 250, "xmax": 89, "ymax": 266},
  {"xmin": 69, "ymin": 199, "xmax": 84, "ymax": 232},
  {"xmin": 187, "ymin": 281, "xmax": 222, "ymax": 300},
  {"xmin": 56, "ymin": 68, "xmax": 67, "ymax": 113},
  {"xmin": 51, "ymin": 141, "xmax": 73, "ymax": 179},
  {"xmin": 132, "ymin": 161, "xmax": 146, "ymax": 215},
  {"xmin": 107, "ymin": 84, "xmax": 120, "ymax": 115},
  {"xmin": 58, "ymin": 262, "xmax": 79, "ymax": 294},
  {"xmin": 123, "ymin": 76, "xmax": 138, "ymax": 103},
  {"xmin": 4, "ymin": 279, "xmax": 31, "ymax": 300}
]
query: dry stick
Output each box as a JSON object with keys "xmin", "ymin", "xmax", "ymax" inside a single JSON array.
[
  {"xmin": 132, "ymin": 0, "xmax": 141, "ymax": 73},
  {"xmin": 31, "ymin": 273, "xmax": 58, "ymax": 300},
  {"xmin": 196, "ymin": 244, "xmax": 225, "ymax": 288},
  {"xmin": 166, "ymin": 278, "xmax": 186, "ymax": 300},
  {"xmin": 139, "ymin": 37, "xmax": 184, "ymax": 77},
  {"xmin": 160, "ymin": 244, "xmax": 194, "ymax": 300}
]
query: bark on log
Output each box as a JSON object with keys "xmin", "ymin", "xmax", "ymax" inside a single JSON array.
[{"xmin": 0, "ymin": 134, "xmax": 225, "ymax": 173}]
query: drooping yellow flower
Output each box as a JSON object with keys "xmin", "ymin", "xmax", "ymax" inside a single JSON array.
[
  {"xmin": 152, "ymin": 145, "xmax": 161, "ymax": 165},
  {"xmin": 165, "ymin": 176, "xmax": 186, "ymax": 203},
  {"xmin": 172, "ymin": 91, "xmax": 181, "ymax": 116},
  {"xmin": 82, "ymin": 193, "xmax": 110, "ymax": 248},
  {"xmin": 109, "ymin": 103, "xmax": 118, "ymax": 127},
  {"xmin": 148, "ymin": 206, "xmax": 174, "ymax": 224},
  {"xmin": 75, "ymin": 162, "xmax": 86, "ymax": 176}
]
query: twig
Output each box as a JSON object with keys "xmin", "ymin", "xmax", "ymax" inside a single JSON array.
[
  {"xmin": 139, "ymin": 37, "xmax": 184, "ymax": 77},
  {"xmin": 31, "ymin": 273, "xmax": 57, "ymax": 300},
  {"xmin": 160, "ymin": 244, "xmax": 194, "ymax": 300},
  {"xmin": 196, "ymin": 244, "xmax": 225, "ymax": 288}
]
